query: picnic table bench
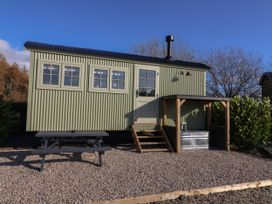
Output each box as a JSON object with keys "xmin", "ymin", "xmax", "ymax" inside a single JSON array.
[{"xmin": 32, "ymin": 131, "xmax": 111, "ymax": 171}]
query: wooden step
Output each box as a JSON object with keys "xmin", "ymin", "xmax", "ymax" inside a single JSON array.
[
  {"xmin": 133, "ymin": 123, "xmax": 157, "ymax": 126},
  {"xmin": 131, "ymin": 124, "xmax": 174, "ymax": 153},
  {"xmin": 137, "ymin": 135, "xmax": 163, "ymax": 139},
  {"xmin": 142, "ymin": 148, "xmax": 169, "ymax": 152},
  {"xmin": 140, "ymin": 142, "xmax": 167, "ymax": 145},
  {"xmin": 138, "ymin": 130, "xmax": 160, "ymax": 133}
]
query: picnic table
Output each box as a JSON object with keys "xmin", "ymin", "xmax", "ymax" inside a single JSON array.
[{"xmin": 32, "ymin": 131, "xmax": 111, "ymax": 171}]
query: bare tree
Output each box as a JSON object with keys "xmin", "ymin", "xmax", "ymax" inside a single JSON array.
[
  {"xmin": 132, "ymin": 39, "xmax": 196, "ymax": 61},
  {"xmin": 132, "ymin": 39, "xmax": 264, "ymax": 98},
  {"xmin": 205, "ymin": 48, "xmax": 263, "ymax": 98}
]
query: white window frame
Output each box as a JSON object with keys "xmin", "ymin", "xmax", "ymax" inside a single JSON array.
[
  {"xmin": 111, "ymin": 69, "xmax": 126, "ymax": 91},
  {"xmin": 62, "ymin": 63, "xmax": 83, "ymax": 91},
  {"xmin": 90, "ymin": 67, "xmax": 110, "ymax": 91},
  {"xmin": 37, "ymin": 60, "xmax": 84, "ymax": 91},
  {"xmin": 38, "ymin": 61, "xmax": 62, "ymax": 89},
  {"xmin": 89, "ymin": 66, "xmax": 128, "ymax": 93},
  {"xmin": 110, "ymin": 68, "xmax": 127, "ymax": 92}
]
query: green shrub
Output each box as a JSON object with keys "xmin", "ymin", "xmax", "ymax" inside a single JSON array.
[
  {"xmin": 0, "ymin": 98, "xmax": 19, "ymax": 144},
  {"xmin": 231, "ymin": 96, "xmax": 272, "ymax": 149},
  {"xmin": 211, "ymin": 102, "xmax": 225, "ymax": 126},
  {"xmin": 211, "ymin": 96, "xmax": 272, "ymax": 150}
]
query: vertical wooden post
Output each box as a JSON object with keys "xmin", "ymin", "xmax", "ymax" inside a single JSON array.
[
  {"xmin": 207, "ymin": 102, "xmax": 212, "ymax": 131},
  {"xmin": 176, "ymin": 98, "xmax": 181, "ymax": 153},
  {"xmin": 225, "ymin": 101, "xmax": 230, "ymax": 151},
  {"xmin": 163, "ymin": 99, "xmax": 167, "ymax": 126}
]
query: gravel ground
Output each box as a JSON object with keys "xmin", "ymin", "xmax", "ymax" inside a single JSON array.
[
  {"xmin": 155, "ymin": 186, "xmax": 272, "ymax": 204},
  {"xmin": 0, "ymin": 148, "xmax": 272, "ymax": 204}
]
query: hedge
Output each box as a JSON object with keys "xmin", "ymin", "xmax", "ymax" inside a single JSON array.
[
  {"xmin": 212, "ymin": 96, "xmax": 272, "ymax": 150},
  {"xmin": 0, "ymin": 98, "xmax": 19, "ymax": 144}
]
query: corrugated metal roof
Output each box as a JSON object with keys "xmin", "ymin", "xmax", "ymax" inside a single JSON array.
[
  {"xmin": 260, "ymin": 72, "xmax": 272, "ymax": 85},
  {"xmin": 24, "ymin": 41, "xmax": 210, "ymax": 70}
]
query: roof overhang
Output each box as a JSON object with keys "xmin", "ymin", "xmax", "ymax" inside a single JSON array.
[{"xmin": 162, "ymin": 95, "xmax": 230, "ymax": 102}]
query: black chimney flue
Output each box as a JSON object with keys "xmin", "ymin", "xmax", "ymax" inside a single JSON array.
[{"xmin": 165, "ymin": 35, "xmax": 174, "ymax": 60}]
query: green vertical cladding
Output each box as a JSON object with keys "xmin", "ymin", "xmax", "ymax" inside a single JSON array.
[
  {"xmin": 27, "ymin": 50, "xmax": 207, "ymax": 131},
  {"xmin": 27, "ymin": 51, "xmax": 134, "ymax": 131},
  {"xmin": 159, "ymin": 66, "xmax": 206, "ymax": 96}
]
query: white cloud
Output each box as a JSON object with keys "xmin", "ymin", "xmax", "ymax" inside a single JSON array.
[{"xmin": 0, "ymin": 39, "xmax": 30, "ymax": 69}]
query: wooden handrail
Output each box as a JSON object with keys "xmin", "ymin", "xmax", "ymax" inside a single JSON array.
[
  {"xmin": 160, "ymin": 126, "xmax": 174, "ymax": 152},
  {"xmin": 131, "ymin": 125, "xmax": 143, "ymax": 153}
]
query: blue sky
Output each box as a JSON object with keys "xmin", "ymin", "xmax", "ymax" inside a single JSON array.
[{"xmin": 0, "ymin": 0, "xmax": 272, "ymax": 67}]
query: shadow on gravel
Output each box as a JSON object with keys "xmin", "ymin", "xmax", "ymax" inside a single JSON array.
[
  {"xmin": 114, "ymin": 144, "xmax": 136, "ymax": 152},
  {"xmin": 0, "ymin": 151, "xmax": 101, "ymax": 171}
]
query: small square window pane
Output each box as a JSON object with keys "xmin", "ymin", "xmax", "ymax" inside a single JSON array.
[
  {"xmin": 147, "ymin": 70, "xmax": 156, "ymax": 78},
  {"xmin": 51, "ymin": 65, "xmax": 59, "ymax": 75},
  {"xmin": 112, "ymin": 71, "xmax": 125, "ymax": 80},
  {"xmin": 139, "ymin": 79, "xmax": 146, "ymax": 88},
  {"xmin": 72, "ymin": 77, "xmax": 79, "ymax": 87},
  {"xmin": 43, "ymin": 65, "xmax": 50, "ymax": 75},
  {"xmin": 64, "ymin": 76, "xmax": 71, "ymax": 86},
  {"xmin": 51, "ymin": 75, "xmax": 59, "ymax": 85},
  {"xmin": 112, "ymin": 71, "xmax": 120, "ymax": 79},
  {"xmin": 94, "ymin": 69, "xmax": 108, "ymax": 79},
  {"xmin": 112, "ymin": 79, "xmax": 118, "ymax": 89},
  {"xmin": 119, "ymin": 80, "xmax": 125, "ymax": 89},
  {"xmin": 113, "ymin": 71, "xmax": 125, "ymax": 80},
  {"xmin": 120, "ymin": 72, "xmax": 125, "ymax": 80},
  {"xmin": 147, "ymin": 79, "xmax": 155, "ymax": 88},
  {"xmin": 64, "ymin": 66, "xmax": 72, "ymax": 76},
  {"xmin": 112, "ymin": 71, "xmax": 118, "ymax": 80},
  {"xmin": 101, "ymin": 79, "xmax": 107, "ymax": 88},
  {"xmin": 139, "ymin": 69, "xmax": 146, "ymax": 79},
  {"xmin": 94, "ymin": 79, "xmax": 100, "ymax": 88},
  {"xmin": 112, "ymin": 75, "xmax": 118, "ymax": 80},
  {"xmin": 43, "ymin": 74, "xmax": 50, "ymax": 84},
  {"xmin": 94, "ymin": 69, "xmax": 100, "ymax": 78},
  {"xmin": 112, "ymin": 79, "xmax": 125, "ymax": 90},
  {"xmin": 101, "ymin": 70, "xmax": 108, "ymax": 78},
  {"xmin": 73, "ymin": 67, "xmax": 80, "ymax": 76}
]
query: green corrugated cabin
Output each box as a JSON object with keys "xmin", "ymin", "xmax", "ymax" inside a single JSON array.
[
  {"xmin": 25, "ymin": 38, "xmax": 209, "ymax": 132},
  {"xmin": 25, "ymin": 36, "xmax": 228, "ymax": 152}
]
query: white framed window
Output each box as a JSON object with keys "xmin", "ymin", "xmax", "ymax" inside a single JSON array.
[
  {"xmin": 90, "ymin": 66, "xmax": 127, "ymax": 93},
  {"xmin": 93, "ymin": 68, "xmax": 109, "ymax": 89},
  {"xmin": 38, "ymin": 60, "xmax": 83, "ymax": 91},
  {"xmin": 40, "ymin": 63, "xmax": 61, "ymax": 88},
  {"xmin": 63, "ymin": 66, "xmax": 81, "ymax": 88},
  {"xmin": 42, "ymin": 64, "xmax": 60, "ymax": 86},
  {"xmin": 111, "ymin": 70, "xmax": 125, "ymax": 90},
  {"xmin": 139, "ymin": 69, "xmax": 156, "ymax": 97}
]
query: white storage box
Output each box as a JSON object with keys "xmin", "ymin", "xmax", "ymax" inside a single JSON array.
[{"xmin": 181, "ymin": 131, "xmax": 209, "ymax": 150}]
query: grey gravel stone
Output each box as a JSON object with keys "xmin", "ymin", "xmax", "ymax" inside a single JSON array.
[
  {"xmin": 155, "ymin": 187, "xmax": 272, "ymax": 204},
  {"xmin": 0, "ymin": 148, "xmax": 272, "ymax": 204}
]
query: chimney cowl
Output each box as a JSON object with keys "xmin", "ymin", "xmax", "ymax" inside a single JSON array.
[
  {"xmin": 166, "ymin": 35, "xmax": 174, "ymax": 42},
  {"xmin": 165, "ymin": 35, "xmax": 174, "ymax": 60}
]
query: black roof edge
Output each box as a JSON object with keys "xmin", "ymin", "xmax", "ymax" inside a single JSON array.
[{"xmin": 24, "ymin": 41, "xmax": 211, "ymax": 70}]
